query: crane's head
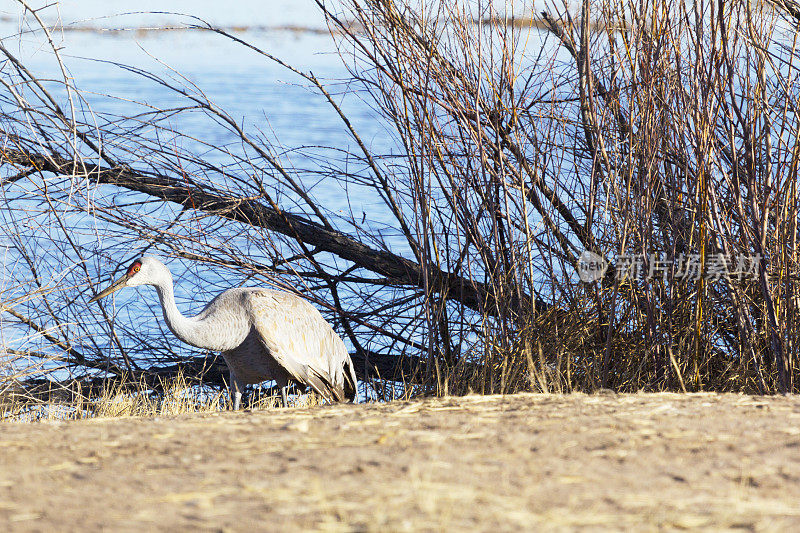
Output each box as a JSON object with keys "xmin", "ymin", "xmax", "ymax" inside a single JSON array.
[{"xmin": 88, "ymin": 256, "xmax": 167, "ymax": 303}]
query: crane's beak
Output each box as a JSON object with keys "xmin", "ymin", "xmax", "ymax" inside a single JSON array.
[{"xmin": 88, "ymin": 273, "xmax": 129, "ymax": 303}]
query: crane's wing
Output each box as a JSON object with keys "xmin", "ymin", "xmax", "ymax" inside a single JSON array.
[{"xmin": 246, "ymin": 289, "xmax": 356, "ymax": 402}]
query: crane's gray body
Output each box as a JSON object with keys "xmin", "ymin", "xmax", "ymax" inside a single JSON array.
[
  {"xmin": 91, "ymin": 257, "xmax": 358, "ymax": 409},
  {"xmin": 196, "ymin": 287, "xmax": 357, "ymax": 408}
]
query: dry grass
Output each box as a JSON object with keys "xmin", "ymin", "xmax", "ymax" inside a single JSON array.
[
  {"xmin": 0, "ymin": 373, "xmax": 333, "ymax": 422},
  {"xmin": 91, "ymin": 374, "xmax": 227, "ymax": 418}
]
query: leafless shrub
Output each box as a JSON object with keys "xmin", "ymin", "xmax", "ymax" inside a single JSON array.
[{"xmin": 2, "ymin": 0, "xmax": 800, "ymax": 419}]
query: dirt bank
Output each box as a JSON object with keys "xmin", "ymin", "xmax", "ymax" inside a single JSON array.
[{"xmin": 2, "ymin": 393, "xmax": 800, "ymax": 531}]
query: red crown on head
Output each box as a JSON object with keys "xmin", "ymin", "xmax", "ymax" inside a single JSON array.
[{"xmin": 127, "ymin": 260, "xmax": 142, "ymax": 276}]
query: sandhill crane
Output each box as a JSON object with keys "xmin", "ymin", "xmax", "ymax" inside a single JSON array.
[{"xmin": 89, "ymin": 256, "xmax": 358, "ymax": 409}]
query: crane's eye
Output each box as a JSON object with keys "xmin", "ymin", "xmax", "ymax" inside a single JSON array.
[{"xmin": 127, "ymin": 261, "xmax": 142, "ymax": 276}]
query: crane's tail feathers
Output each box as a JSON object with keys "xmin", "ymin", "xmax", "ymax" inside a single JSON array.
[
  {"xmin": 306, "ymin": 367, "xmax": 345, "ymax": 403},
  {"xmin": 306, "ymin": 361, "xmax": 356, "ymax": 403}
]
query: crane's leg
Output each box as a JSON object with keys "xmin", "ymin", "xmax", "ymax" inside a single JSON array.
[
  {"xmin": 229, "ymin": 370, "xmax": 243, "ymax": 411},
  {"xmin": 275, "ymin": 378, "xmax": 290, "ymax": 408},
  {"xmin": 281, "ymin": 385, "xmax": 289, "ymax": 408}
]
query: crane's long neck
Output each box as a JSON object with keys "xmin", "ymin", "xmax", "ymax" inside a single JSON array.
[
  {"xmin": 151, "ymin": 272, "xmax": 247, "ymax": 352},
  {"xmin": 153, "ymin": 274, "xmax": 204, "ymax": 349}
]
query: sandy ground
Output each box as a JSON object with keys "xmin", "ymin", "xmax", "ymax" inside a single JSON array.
[{"xmin": 2, "ymin": 393, "xmax": 800, "ymax": 532}]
